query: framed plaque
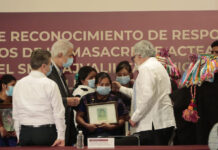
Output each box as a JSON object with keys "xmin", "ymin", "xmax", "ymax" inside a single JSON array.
[
  {"xmin": 87, "ymin": 102, "xmax": 118, "ymax": 124},
  {"xmin": 0, "ymin": 103, "xmax": 14, "ymax": 132}
]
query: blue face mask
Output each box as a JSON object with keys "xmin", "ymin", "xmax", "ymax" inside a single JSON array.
[
  {"xmin": 88, "ymin": 79, "xmax": 95, "ymax": 88},
  {"xmin": 96, "ymin": 86, "xmax": 111, "ymax": 96},
  {"xmin": 116, "ymin": 75, "xmax": 130, "ymax": 85},
  {"xmin": 46, "ymin": 65, "xmax": 52, "ymax": 76},
  {"xmin": 6, "ymin": 86, "xmax": 14, "ymax": 96},
  {"xmin": 63, "ymin": 58, "xmax": 74, "ymax": 68}
]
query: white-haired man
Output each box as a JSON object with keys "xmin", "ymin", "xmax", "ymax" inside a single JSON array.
[
  {"xmin": 129, "ymin": 40, "xmax": 176, "ymax": 145},
  {"xmin": 48, "ymin": 39, "xmax": 80, "ymax": 146}
]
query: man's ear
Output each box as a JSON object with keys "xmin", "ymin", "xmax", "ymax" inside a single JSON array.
[
  {"xmin": 40, "ymin": 64, "xmax": 47, "ymax": 71},
  {"xmin": 57, "ymin": 52, "xmax": 63, "ymax": 58},
  {"xmin": 41, "ymin": 64, "xmax": 46, "ymax": 68}
]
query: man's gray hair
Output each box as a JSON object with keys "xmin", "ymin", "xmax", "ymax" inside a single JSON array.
[
  {"xmin": 51, "ymin": 39, "xmax": 74, "ymax": 57},
  {"xmin": 133, "ymin": 40, "xmax": 156, "ymax": 58}
]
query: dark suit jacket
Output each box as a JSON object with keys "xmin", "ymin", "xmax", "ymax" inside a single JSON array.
[
  {"xmin": 171, "ymin": 73, "xmax": 218, "ymax": 145},
  {"xmin": 48, "ymin": 65, "xmax": 77, "ymax": 145},
  {"xmin": 48, "ymin": 65, "xmax": 69, "ymax": 106}
]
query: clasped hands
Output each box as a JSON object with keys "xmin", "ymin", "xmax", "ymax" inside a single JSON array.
[
  {"xmin": 0, "ymin": 126, "xmax": 16, "ymax": 138},
  {"xmin": 86, "ymin": 123, "xmax": 116, "ymax": 132}
]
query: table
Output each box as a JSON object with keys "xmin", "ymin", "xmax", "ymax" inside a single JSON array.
[{"xmin": 0, "ymin": 145, "xmax": 209, "ymax": 150}]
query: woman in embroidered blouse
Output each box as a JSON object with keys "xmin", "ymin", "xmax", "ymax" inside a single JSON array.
[
  {"xmin": 0, "ymin": 74, "xmax": 17, "ymax": 146},
  {"xmin": 76, "ymin": 72, "xmax": 128, "ymax": 142}
]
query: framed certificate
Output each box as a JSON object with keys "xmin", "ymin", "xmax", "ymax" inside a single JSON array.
[
  {"xmin": 87, "ymin": 102, "xmax": 118, "ymax": 124},
  {"xmin": 0, "ymin": 103, "xmax": 14, "ymax": 132}
]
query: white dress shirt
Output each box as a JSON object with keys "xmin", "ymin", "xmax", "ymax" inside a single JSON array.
[
  {"xmin": 119, "ymin": 86, "xmax": 133, "ymax": 98},
  {"xmin": 130, "ymin": 57, "xmax": 176, "ymax": 133},
  {"xmin": 119, "ymin": 85, "xmax": 136, "ymax": 134},
  {"xmin": 13, "ymin": 70, "xmax": 66, "ymax": 140}
]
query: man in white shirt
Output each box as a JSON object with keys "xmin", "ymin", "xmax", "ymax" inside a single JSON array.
[
  {"xmin": 13, "ymin": 49, "xmax": 66, "ymax": 146},
  {"xmin": 129, "ymin": 40, "xmax": 176, "ymax": 145}
]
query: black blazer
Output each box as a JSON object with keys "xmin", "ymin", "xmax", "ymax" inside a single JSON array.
[
  {"xmin": 171, "ymin": 73, "xmax": 218, "ymax": 145},
  {"xmin": 48, "ymin": 65, "xmax": 77, "ymax": 145},
  {"xmin": 48, "ymin": 65, "xmax": 69, "ymax": 107}
]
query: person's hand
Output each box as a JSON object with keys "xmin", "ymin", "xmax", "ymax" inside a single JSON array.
[
  {"xmin": 10, "ymin": 131, "xmax": 17, "ymax": 137},
  {"xmin": 86, "ymin": 124, "xmax": 97, "ymax": 132},
  {"xmin": 0, "ymin": 126, "xmax": 7, "ymax": 137},
  {"xmin": 129, "ymin": 79, "xmax": 135, "ymax": 86},
  {"xmin": 97, "ymin": 123, "xmax": 116, "ymax": 130},
  {"xmin": 67, "ymin": 97, "xmax": 80, "ymax": 106},
  {"xmin": 52, "ymin": 139, "xmax": 65, "ymax": 147},
  {"xmin": 112, "ymin": 81, "xmax": 121, "ymax": 92},
  {"xmin": 129, "ymin": 120, "xmax": 136, "ymax": 127}
]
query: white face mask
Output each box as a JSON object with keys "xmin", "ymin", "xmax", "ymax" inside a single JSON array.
[
  {"xmin": 6, "ymin": 86, "xmax": 14, "ymax": 96},
  {"xmin": 96, "ymin": 86, "xmax": 111, "ymax": 95},
  {"xmin": 46, "ymin": 65, "xmax": 52, "ymax": 76},
  {"xmin": 88, "ymin": 79, "xmax": 95, "ymax": 88},
  {"xmin": 116, "ymin": 75, "xmax": 130, "ymax": 85}
]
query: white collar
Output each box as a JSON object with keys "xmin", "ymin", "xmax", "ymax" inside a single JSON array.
[
  {"xmin": 29, "ymin": 70, "xmax": 46, "ymax": 78},
  {"xmin": 138, "ymin": 57, "xmax": 156, "ymax": 70}
]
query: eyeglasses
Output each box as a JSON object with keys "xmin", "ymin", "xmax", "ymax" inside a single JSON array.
[
  {"xmin": 211, "ymin": 51, "xmax": 218, "ymax": 54},
  {"xmin": 131, "ymin": 55, "xmax": 136, "ymax": 62}
]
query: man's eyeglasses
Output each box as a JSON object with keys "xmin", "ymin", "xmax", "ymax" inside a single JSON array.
[{"xmin": 211, "ymin": 51, "xmax": 218, "ymax": 55}]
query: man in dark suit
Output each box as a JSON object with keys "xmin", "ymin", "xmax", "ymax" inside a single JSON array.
[
  {"xmin": 171, "ymin": 40, "xmax": 218, "ymax": 145},
  {"xmin": 48, "ymin": 39, "xmax": 80, "ymax": 146}
]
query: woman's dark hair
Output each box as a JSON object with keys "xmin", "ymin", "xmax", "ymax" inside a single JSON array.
[
  {"xmin": 0, "ymin": 74, "xmax": 16, "ymax": 92},
  {"xmin": 116, "ymin": 60, "xmax": 132, "ymax": 73},
  {"xmin": 74, "ymin": 66, "xmax": 97, "ymax": 89},
  {"xmin": 211, "ymin": 40, "xmax": 218, "ymax": 48},
  {"xmin": 95, "ymin": 72, "xmax": 112, "ymax": 85}
]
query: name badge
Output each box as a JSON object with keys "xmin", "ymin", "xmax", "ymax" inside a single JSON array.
[{"xmin": 88, "ymin": 138, "xmax": 114, "ymax": 149}]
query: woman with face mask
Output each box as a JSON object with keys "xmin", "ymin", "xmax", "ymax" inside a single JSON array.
[
  {"xmin": 72, "ymin": 66, "xmax": 97, "ymax": 98},
  {"xmin": 111, "ymin": 61, "xmax": 134, "ymax": 136},
  {"xmin": 0, "ymin": 74, "xmax": 17, "ymax": 146},
  {"xmin": 76, "ymin": 72, "xmax": 128, "ymax": 145},
  {"xmin": 113, "ymin": 61, "xmax": 133, "ymax": 111}
]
